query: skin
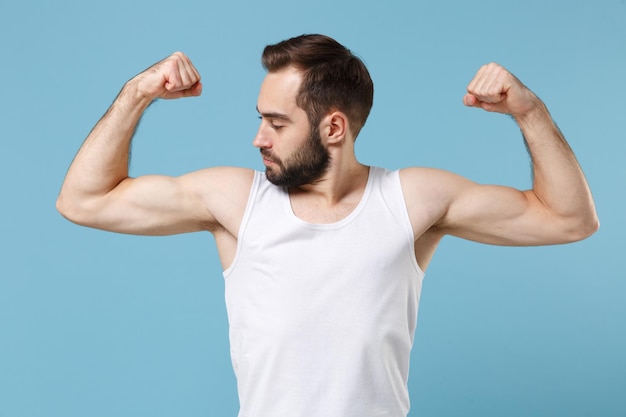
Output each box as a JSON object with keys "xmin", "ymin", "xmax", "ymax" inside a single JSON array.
[
  {"xmin": 258, "ymin": 107, "xmax": 330, "ymax": 187},
  {"xmin": 56, "ymin": 53, "xmax": 599, "ymax": 272}
]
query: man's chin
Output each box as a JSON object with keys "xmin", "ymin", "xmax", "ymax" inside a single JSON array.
[
  {"xmin": 265, "ymin": 170, "xmax": 301, "ymax": 187},
  {"xmin": 264, "ymin": 169, "xmax": 283, "ymax": 186}
]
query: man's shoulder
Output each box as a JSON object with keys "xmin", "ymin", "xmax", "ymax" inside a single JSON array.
[
  {"xmin": 180, "ymin": 166, "xmax": 257, "ymax": 200},
  {"xmin": 398, "ymin": 166, "xmax": 473, "ymax": 204},
  {"xmin": 186, "ymin": 166, "xmax": 256, "ymax": 183},
  {"xmin": 399, "ymin": 166, "xmax": 458, "ymax": 184},
  {"xmin": 184, "ymin": 167, "xmax": 258, "ymax": 235}
]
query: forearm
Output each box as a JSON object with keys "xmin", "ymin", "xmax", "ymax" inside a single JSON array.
[
  {"xmin": 515, "ymin": 102, "xmax": 598, "ymax": 234},
  {"xmin": 57, "ymin": 81, "xmax": 152, "ymax": 214}
]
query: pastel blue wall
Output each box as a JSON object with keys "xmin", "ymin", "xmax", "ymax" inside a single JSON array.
[{"xmin": 1, "ymin": 1, "xmax": 624, "ymax": 416}]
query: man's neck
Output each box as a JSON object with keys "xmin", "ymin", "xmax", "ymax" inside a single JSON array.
[{"xmin": 287, "ymin": 159, "xmax": 370, "ymax": 224}]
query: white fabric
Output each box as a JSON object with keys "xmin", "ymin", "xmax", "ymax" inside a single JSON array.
[{"xmin": 223, "ymin": 167, "xmax": 425, "ymax": 417}]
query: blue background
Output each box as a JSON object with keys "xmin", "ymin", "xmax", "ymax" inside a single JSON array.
[{"xmin": 1, "ymin": 0, "xmax": 624, "ymax": 416}]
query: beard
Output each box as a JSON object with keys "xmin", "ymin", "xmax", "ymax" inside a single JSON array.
[{"xmin": 262, "ymin": 124, "xmax": 331, "ymax": 187}]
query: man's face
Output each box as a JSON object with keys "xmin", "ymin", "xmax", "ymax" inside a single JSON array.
[
  {"xmin": 254, "ymin": 67, "xmax": 330, "ymax": 187},
  {"xmin": 261, "ymin": 122, "xmax": 330, "ymax": 187}
]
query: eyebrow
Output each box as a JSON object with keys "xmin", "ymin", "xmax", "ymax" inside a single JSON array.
[{"xmin": 256, "ymin": 106, "xmax": 293, "ymax": 122}]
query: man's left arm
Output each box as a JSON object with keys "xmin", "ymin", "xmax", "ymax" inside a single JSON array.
[{"xmin": 435, "ymin": 63, "xmax": 599, "ymax": 245}]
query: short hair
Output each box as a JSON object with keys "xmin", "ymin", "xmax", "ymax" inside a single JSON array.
[{"xmin": 262, "ymin": 34, "xmax": 374, "ymax": 138}]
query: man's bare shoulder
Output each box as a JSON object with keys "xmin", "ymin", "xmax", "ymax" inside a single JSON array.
[
  {"xmin": 182, "ymin": 166, "xmax": 256, "ymax": 190},
  {"xmin": 180, "ymin": 166, "xmax": 256, "ymax": 234},
  {"xmin": 399, "ymin": 166, "xmax": 471, "ymax": 197},
  {"xmin": 398, "ymin": 166, "xmax": 475, "ymax": 235},
  {"xmin": 181, "ymin": 166, "xmax": 257, "ymax": 213}
]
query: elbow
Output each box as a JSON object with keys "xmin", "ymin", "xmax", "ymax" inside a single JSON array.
[
  {"xmin": 563, "ymin": 212, "xmax": 600, "ymax": 243},
  {"xmin": 56, "ymin": 193, "xmax": 77, "ymax": 223},
  {"xmin": 56, "ymin": 193, "xmax": 93, "ymax": 226},
  {"xmin": 581, "ymin": 213, "xmax": 600, "ymax": 239}
]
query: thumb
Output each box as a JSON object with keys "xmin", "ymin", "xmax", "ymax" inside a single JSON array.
[
  {"xmin": 463, "ymin": 93, "xmax": 480, "ymax": 108},
  {"xmin": 163, "ymin": 71, "xmax": 183, "ymax": 92},
  {"xmin": 463, "ymin": 93, "xmax": 502, "ymax": 113},
  {"xmin": 164, "ymin": 81, "xmax": 203, "ymax": 99},
  {"xmin": 184, "ymin": 81, "xmax": 203, "ymax": 97}
]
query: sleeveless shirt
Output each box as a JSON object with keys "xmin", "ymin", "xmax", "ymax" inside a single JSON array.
[{"xmin": 223, "ymin": 167, "xmax": 425, "ymax": 417}]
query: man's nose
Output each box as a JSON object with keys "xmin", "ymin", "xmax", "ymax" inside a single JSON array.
[{"xmin": 253, "ymin": 125, "xmax": 272, "ymax": 149}]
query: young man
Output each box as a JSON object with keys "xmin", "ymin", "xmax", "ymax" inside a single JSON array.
[{"xmin": 57, "ymin": 34, "xmax": 598, "ymax": 416}]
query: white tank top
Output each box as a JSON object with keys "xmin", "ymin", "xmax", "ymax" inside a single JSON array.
[{"xmin": 224, "ymin": 167, "xmax": 425, "ymax": 417}]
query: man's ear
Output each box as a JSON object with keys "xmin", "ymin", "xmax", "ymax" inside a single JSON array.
[{"xmin": 321, "ymin": 111, "xmax": 349, "ymax": 144}]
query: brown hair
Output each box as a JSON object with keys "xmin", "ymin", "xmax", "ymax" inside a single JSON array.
[{"xmin": 262, "ymin": 34, "xmax": 374, "ymax": 138}]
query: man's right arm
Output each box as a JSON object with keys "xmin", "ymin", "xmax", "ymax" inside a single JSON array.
[{"xmin": 56, "ymin": 52, "xmax": 250, "ymax": 236}]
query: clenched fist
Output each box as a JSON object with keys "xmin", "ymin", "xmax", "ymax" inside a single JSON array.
[
  {"xmin": 130, "ymin": 52, "xmax": 203, "ymax": 101},
  {"xmin": 463, "ymin": 63, "xmax": 540, "ymax": 118}
]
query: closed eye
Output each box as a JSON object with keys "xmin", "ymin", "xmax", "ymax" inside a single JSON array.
[{"xmin": 258, "ymin": 116, "xmax": 284, "ymax": 130}]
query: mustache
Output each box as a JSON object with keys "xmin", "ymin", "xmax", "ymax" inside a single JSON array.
[{"xmin": 260, "ymin": 149, "xmax": 280, "ymax": 164}]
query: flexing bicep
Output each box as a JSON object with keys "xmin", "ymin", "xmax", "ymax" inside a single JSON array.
[
  {"xmin": 94, "ymin": 174, "xmax": 210, "ymax": 235},
  {"xmin": 58, "ymin": 167, "xmax": 253, "ymax": 236},
  {"xmin": 401, "ymin": 167, "xmax": 582, "ymax": 247},
  {"xmin": 440, "ymin": 180, "xmax": 583, "ymax": 246}
]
